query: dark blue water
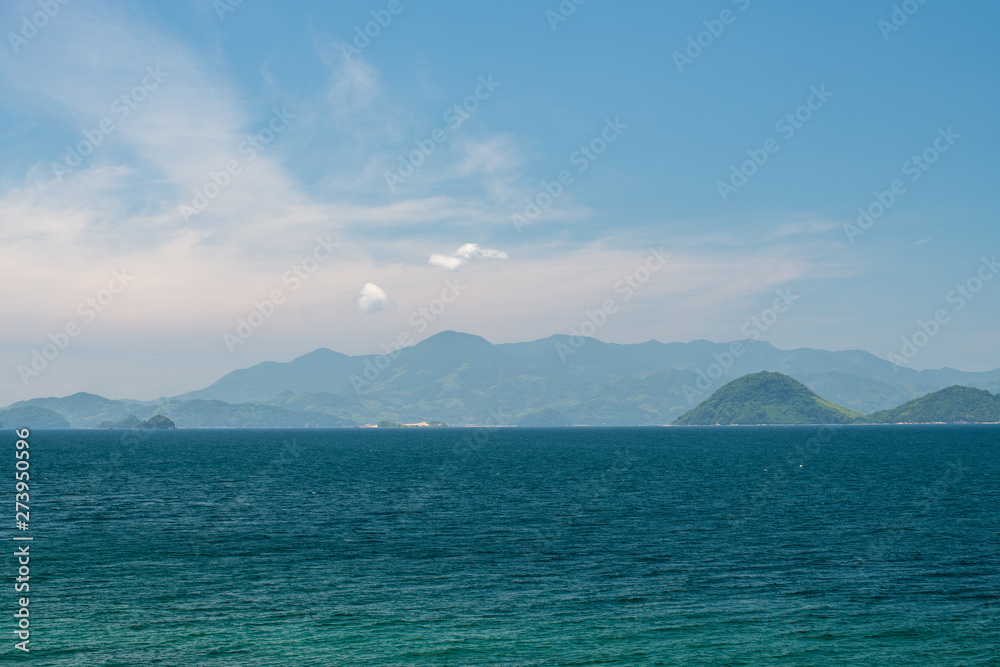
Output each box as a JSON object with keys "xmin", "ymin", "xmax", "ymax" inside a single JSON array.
[{"xmin": 10, "ymin": 426, "xmax": 1000, "ymax": 664}]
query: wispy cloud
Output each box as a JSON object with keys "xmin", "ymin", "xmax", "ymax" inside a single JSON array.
[
  {"xmin": 315, "ymin": 36, "xmax": 379, "ymax": 116},
  {"xmin": 429, "ymin": 243, "xmax": 508, "ymax": 269},
  {"xmin": 765, "ymin": 219, "xmax": 842, "ymax": 241}
]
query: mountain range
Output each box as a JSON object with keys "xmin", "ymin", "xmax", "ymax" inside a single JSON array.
[{"xmin": 3, "ymin": 331, "xmax": 1000, "ymax": 428}]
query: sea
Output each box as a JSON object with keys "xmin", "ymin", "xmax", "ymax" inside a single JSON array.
[{"xmin": 9, "ymin": 425, "xmax": 999, "ymax": 665}]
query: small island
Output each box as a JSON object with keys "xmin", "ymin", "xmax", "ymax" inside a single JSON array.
[
  {"xmin": 362, "ymin": 420, "xmax": 447, "ymax": 428},
  {"xmin": 864, "ymin": 385, "xmax": 1000, "ymax": 424},
  {"xmin": 99, "ymin": 414, "xmax": 177, "ymax": 429}
]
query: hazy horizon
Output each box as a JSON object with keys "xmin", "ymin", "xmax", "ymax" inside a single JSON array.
[{"xmin": 6, "ymin": 329, "xmax": 999, "ymax": 407}]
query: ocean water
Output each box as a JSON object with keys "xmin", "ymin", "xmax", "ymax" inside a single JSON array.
[{"xmin": 11, "ymin": 425, "xmax": 1000, "ymax": 665}]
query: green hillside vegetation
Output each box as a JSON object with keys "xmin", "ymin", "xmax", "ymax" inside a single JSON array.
[
  {"xmin": 673, "ymin": 372, "xmax": 865, "ymax": 425},
  {"xmin": 865, "ymin": 386, "xmax": 1000, "ymax": 423}
]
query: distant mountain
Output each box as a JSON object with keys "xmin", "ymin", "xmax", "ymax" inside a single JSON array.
[
  {"xmin": 175, "ymin": 349, "xmax": 367, "ymax": 403},
  {"xmin": 4, "ymin": 331, "xmax": 1000, "ymax": 427},
  {"xmin": 794, "ymin": 371, "xmax": 938, "ymax": 415},
  {"xmin": 5, "ymin": 395, "xmax": 355, "ymax": 429},
  {"xmin": 0, "ymin": 406, "xmax": 71, "ymax": 429},
  {"xmin": 518, "ymin": 407, "xmax": 571, "ymax": 427},
  {"xmin": 865, "ymin": 386, "xmax": 1000, "ymax": 424},
  {"xmin": 152, "ymin": 399, "xmax": 354, "ymax": 428},
  {"xmin": 99, "ymin": 415, "xmax": 142, "ymax": 429},
  {"xmin": 673, "ymin": 372, "xmax": 865, "ymax": 425},
  {"xmin": 174, "ymin": 332, "xmax": 1000, "ymax": 422},
  {"xmin": 7, "ymin": 392, "xmax": 153, "ymax": 428}
]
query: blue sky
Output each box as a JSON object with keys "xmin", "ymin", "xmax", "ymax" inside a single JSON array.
[{"xmin": 1, "ymin": 0, "xmax": 998, "ymax": 404}]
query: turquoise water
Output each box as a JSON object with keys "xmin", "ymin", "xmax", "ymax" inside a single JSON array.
[{"xmin": 10, "ymin": 426, "xmax": 1000, "ymax": 665}]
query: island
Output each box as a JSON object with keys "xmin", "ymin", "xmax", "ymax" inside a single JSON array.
[
  {"xmin": 366, "ymin": 420, "xmax": 448, "ymax": 428},
  {"xmin": 673, "ymin": 373, "xmax": 1000, "ymax": 426},
  {"xmin": 100, "ymin": 414, "xmax": 176, "ymax": 429},
  {"xmin": 673, "ymin": 372, "xmax": 864, "ymax": 425}
]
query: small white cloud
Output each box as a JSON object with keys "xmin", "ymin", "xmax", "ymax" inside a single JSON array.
[
  {"xmin": 430, "ymin": 243, "xmax": 508, "ymax": 269},
  {"xmin": 356, "ymin": 282, "xmax": 391, "ymax": 313},
  {"xmin": 429, "ymin": 253, "xmax": 465, "ymax": 270}
]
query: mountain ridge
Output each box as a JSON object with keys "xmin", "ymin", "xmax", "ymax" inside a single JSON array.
[{"xmin": 5, "ymin": 331, "xmax": 1000, "ymax": 427}]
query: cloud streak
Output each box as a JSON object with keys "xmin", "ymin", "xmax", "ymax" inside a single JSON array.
[{"xmin": 429, "ymin": 243, "xmax": 508, "ymax": 269}]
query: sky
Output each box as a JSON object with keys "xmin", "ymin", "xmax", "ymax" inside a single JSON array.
[{"xmin": 1, "ymin": 0, "xmax": 998, "ymax": 405}]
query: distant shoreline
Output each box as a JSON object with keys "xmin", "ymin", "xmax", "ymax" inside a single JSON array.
[{"xmin": 11, "ymin": 422, "xmax": 1000, "ymax": 431}]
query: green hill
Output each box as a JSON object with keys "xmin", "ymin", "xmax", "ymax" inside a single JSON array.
[
  {"xmin": 865, "ymin": 386, "xmax": 1000, "ymax": 423},
  {"xmin": 137, "ymin": 414, "xmax": 177, "ymax": 429},
  {"xmin": 673, "ymin": 371, "xmax": 865, "ymax": 425},
  {"xmin": 0, "ymin": 406, "xmax": 71, "ymax": 429}
]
